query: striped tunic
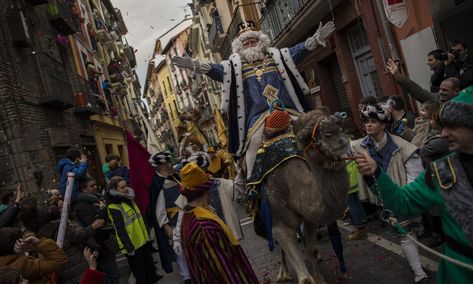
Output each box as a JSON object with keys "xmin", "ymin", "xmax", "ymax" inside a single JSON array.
[{"xmin": 181, "ymin": 207, "xmax": 258, "ymax": 284}]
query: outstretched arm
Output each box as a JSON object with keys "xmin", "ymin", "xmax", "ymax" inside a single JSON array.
[
  {"xmin": 172, "ymin": 56, "xmax": 224, "ymax": 82},
  {"xmin": 289, "ymin": 21, "xmax": 335, "ymax": 65},
  {"xmin": 386, "ymin": 59, "xmax": 435, "ymax": 103},
  {"xmin": 356, "ymin": 152, "xmax": 441, "ymax": 217}
]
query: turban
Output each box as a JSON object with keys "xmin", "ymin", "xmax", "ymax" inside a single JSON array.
[
  {"xmin": 149, "ymin": 151, "xmax": 173, "ymax": 168},
  {"xmin": 179, "ymin": 162, "xmax": 213, "ymax": 197},
  {"xmin": 182, "ymin": 151, "xmax": 209, "ymax": 169},
  {"xmin": 360, "ymin": 103, "xmax": 392, "ymax": 123}
]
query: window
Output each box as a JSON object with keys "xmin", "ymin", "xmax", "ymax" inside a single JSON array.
[
  {"xmin": 168, "ymin": 103, "xmax": 174, "ymax": 118},
  {"xmin": 166, "ymin": 76, "xmax": 173, "ymax": 94},
  {"xmin": 347, "ymin": 23, "xmax": 383, "ymax": 97},
  {"xmin": 173, "ymin": 100, "xmax": 179, "ymax": 114},
  {"xmin": 162, "ymin": 81, "xmax": 167, "ymax": 97}
]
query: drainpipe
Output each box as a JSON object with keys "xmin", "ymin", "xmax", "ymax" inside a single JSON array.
[{"xmin": 374, "ymin": 0, "xmax": 401, "ymax": 61}]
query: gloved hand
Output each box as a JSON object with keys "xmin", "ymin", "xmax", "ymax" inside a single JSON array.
[
  {"xmin": 317, "ymin": 21, "xmax": 335, "ymax": 45},
  {"xmin": 172, "ymin": 56, "xmax": 195, "ymax": 70},
  {"xmin": 305, "ymin": 21, "xmax": 335, "ymax": 50}
]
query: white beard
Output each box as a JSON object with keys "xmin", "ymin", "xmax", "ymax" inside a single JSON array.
[{"xmin": 239, "ymin": 44, "xmax": 266, "ymax": 63}]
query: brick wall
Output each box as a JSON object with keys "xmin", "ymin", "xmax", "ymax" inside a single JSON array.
[{"xmin": 0, "ymin": 3, "xmax": 94, "ymax": 195}]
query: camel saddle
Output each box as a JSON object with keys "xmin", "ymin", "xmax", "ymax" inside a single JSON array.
[{"xmin": 247, "ymin": 133, "xmax": 305, "ymax": 193}]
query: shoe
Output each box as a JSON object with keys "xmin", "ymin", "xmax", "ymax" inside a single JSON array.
[
  {"xmin": 421, "ymin": 236, "xmax": 444, "ymax": 248},
  {"xmin": 417, "ymin": 231, "xmax": 432, "ymax": 240},
  {"xmin": 416, "ymin": 277, "xmax": 429, "ymax": 284},
  {"xmin": 348, "ymin": 228, "xmax": 368, "ymax": 240}
]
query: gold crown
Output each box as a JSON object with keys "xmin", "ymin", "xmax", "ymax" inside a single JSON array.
[{"xmin": 237, "ymin": 20, "xmax": 257, "ymax": 36}]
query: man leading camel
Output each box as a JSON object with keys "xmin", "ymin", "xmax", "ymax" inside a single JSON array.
[
  {"xmin": 356, "ymin": 86, "xmax": 473, "ymax": 284},
  {"xmin": 172, "ymin": 20, "xmax": 335, "ymax": 178}
]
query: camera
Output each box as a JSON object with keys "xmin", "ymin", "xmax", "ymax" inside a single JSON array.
[
  {"xmin": 439, "ymin": 52, "xmax": 449, "ymax": 61},
  {"xmin": 450, "ymin": 49, "xmax": 460, "ymax": 59}
]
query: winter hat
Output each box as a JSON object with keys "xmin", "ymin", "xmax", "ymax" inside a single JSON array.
[
  {"xmin": 440, "ymin": 86, "xmax": 473, "ymax": 128},
  {"xmin": 360, "ymin": 103, "xmax": 392, "ymax": 123},
  {"xmin": 179, "ymin": 162, "xmax": 213, "ymax": 197},
  {"xmin": 149, "ymin": 151, "xmax": 173, "ymax": 168},
  {"xmin": 182, "ymin": 151, "xmax": 209, "ymax": 169}
]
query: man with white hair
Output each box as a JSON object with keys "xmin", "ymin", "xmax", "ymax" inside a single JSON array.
[{"xmin": 172, "ymin": 20, "xmax": 335, "ymax": 178}]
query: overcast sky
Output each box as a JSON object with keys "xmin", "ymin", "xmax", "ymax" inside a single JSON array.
[{"xmin": 112, "ymin": 0, "xmax": 192, "ymax": 92}]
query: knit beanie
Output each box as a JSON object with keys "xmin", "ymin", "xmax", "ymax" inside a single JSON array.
[{"xmin": 440, "ymin": 86, "xmax": 473, "ymax": 128}]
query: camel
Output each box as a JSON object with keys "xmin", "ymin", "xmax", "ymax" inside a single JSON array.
[{"xmin": 264, "ymin": 108, "xmax": 350, "ymax": 284}]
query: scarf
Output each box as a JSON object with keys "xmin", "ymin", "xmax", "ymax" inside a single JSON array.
[{"xmin": 109, "ymin": 187, "xmax": 135, "ymax": 200}]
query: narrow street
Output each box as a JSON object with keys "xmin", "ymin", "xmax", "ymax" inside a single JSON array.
[{"xmin": 119, "ymin": 199, "xmax": 439, "ymax": 284}]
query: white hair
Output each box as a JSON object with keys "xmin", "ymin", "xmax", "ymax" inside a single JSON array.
[{"xmin": 232, "ymin": 31, "xmax": 271, "ymax": 62}]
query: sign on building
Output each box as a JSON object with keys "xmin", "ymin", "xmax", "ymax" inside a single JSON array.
[{"xmin": 383, "ymin": 0, "xmax": 409, "ymax": 28}]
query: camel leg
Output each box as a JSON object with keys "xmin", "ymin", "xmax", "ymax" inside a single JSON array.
[
  {"xmin": 273, "ymin": 225, "xmax": 315, "ymax": 284},
  {"xmin": 303, "ymin": 222, "xmax": 327, "ymax": 284},
  {"xmin": 277, "ymin": 249, "xmax": 293, "ymax": 282}
]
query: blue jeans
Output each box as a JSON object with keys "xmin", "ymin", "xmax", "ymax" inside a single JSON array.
[{"xmin": 347, "ymin": 192, "xmax": 366, "ymax": 229}]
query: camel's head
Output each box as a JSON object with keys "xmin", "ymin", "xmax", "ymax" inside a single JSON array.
[{"xmin": 292, "ymin": 107, "xmax": 350, "ymax": 170}]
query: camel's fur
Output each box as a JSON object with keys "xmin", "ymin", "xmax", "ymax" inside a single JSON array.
[{"xmin": 266, "ymin": 108, "xmax": 350, "ymax": 284}]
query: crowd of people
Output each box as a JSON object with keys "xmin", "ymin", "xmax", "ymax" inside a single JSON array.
[{"xmin": 0, "ymin": 17, "xmax": 472, "ymax": 284}]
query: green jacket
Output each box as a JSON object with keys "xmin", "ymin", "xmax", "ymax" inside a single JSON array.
[{"xmin": 371, "ymin": 168, "xmax": 473, "ymax": 284}]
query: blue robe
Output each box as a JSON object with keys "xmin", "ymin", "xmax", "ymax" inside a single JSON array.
[{"xmin": 206, "ymin": 42, "xmax": 312, "ymax": 155}]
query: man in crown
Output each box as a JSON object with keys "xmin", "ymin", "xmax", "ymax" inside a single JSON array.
[{"xmin": 172, "ymin": 20, "xmax": 335, "ymax": 178}]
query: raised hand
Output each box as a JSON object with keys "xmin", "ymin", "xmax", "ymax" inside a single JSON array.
[
  {"xmin": 172, "ymin": 56, "xmax": 195, "ymax": 70},
  {"xmin": 316, "ymin": 21, "xmax": 336, "ymax": 44},
  {"xmin": 386, "ymin": 58, "xmax": 399, "ymax": 76},
  {"xmin": 83, "ymin": 247, "xmax": 99, "ymax": 270}
]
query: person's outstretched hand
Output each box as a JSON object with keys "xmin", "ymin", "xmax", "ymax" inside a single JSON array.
[
  {"xmin": 316, "ymin": 21, "xmax": 336, "ymax": 44},
  {"xmin": 172, "ymin": 56, "xmax": 194, "ymax": 70},
  {"xmin": 355, "ymin": 151, "xmax": 378, "ymax": 176},
  {"xmin": 386, "ymin": 58, "xmax": 400, "ymax": 76},
  {"xmin": 83, "ymin": 247, "xmax": 99, "ymax": 270}
]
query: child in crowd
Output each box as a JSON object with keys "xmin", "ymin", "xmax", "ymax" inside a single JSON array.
[{"xmin": 404, "ymin": 100, "xmax": 440, "ymax": 147}]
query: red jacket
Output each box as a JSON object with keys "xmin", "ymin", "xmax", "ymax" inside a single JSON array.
[{"xmin": 80, "ymin": 269, "xmax": 105, "ymax": 284}]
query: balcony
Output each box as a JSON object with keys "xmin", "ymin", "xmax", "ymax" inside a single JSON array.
[
  {"xmin": 208, "ymin": 16, "xmax": 225, "ymax": 52},
  {"xmin": 260, "ymin": 0, "xmax": 342, "ymax": 45},
  {"xmin": 46, "ymin": 0, "xmax": 79, "ymax": 35},
  {"xmin": 260, "ymin": 0, "xmax": 309, "ymax": 41},
  {"xmin": 73, "ymin": 75, "xmax": 104, "ymax": 115},
  {"xmin": 95, "ymin": 28, "xmax": 110, "ymax": 43},
  {"xmin": 123, "ymin": 46, "xmax": 136, "ymax": 68},
  {"xmin": 74, "ymin": 92, "xmax": 103, "ymax": 115},
  {"xmin": 191, "ymin": 75, "xmax": 204, "ymax": 95},
  {"xmin": 37, "ymin": 53, "xmax": 74, "ymax": 110},
  {"xmin": 218, "ymin": 7, "xmax": 242, "ymax": 59}
]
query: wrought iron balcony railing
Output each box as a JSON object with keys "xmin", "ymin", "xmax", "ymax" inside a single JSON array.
[
  {"xmin": 260, "ymin": 0, "xmax": 309, "ymax": 41},
  {"xmin": 208, "ymin": 16, "xmax": 225, "ymax": 52},
  {"xmin": 46, "ymin": 0, "xmax": 80, "ymax": 35},
  {"xmin": 73, "ymin": 75, "xmax": 104, "ymax": 115},
  {"xmin": 37, "ymin": 52, "xmax": 74, "ymax": 110}
]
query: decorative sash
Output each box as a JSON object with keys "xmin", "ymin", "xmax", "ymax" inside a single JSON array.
[{"xmin": 431, "ymin": 154, "xmax": 473, "ymax": 246}]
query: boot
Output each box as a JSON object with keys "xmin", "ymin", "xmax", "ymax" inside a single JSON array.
[
  {"xmin": 400, "ymin": 236, "xmax": 428, "ymax": 282},
  {"xmin": 348, "ymin": 227, "xmax": 368, "ymax": 240}
]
